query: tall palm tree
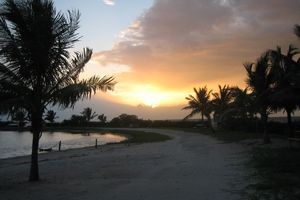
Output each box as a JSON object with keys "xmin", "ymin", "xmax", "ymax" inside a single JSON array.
[
  {"xmin": 244, "ymin": 53, "xmax": 273, "ymax": 143},
  {"xmin": 211, "ymin": 84, "xmax": 233, "ymax": 124},
  {"xmin": 81, "ymin": 107, "xmax": 97, "ymax": 122},
  {"xmin": 183, "ymin": 87, "xmax": 214, "ymax": 132},
  {"xmin": 268, "ymin": 45, "xmax": 300, "ymax": 137},
  {"xmin": 0, "ymin": 0, "xmax": 115, "ymax": 181}
]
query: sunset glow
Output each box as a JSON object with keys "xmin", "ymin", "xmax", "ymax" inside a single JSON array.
[
  {"xmin": 107, "ymin": 84, "xmax": 186, "ymax": 108},
  {"xmin": 53, "ymin": 0, "xmax": 300, "ymax": 119}
]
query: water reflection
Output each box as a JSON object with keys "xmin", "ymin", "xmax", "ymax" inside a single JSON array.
[{"xmin": 0, "ymin": 131, "xmax": 126, "ymax": 159}]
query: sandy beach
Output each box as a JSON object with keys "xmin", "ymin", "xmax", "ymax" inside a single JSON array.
[{"xmin": 0, "ymin": 129, "xmax": 247, "ymax": 200}]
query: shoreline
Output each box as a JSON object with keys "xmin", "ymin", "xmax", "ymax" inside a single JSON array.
[
  {"xmin": 0, "ymin": 128, "xmax": 246, "ymax": 200},
  {"xmin": 0, "ymin": 128, "xmax": 171, "ymax": 161}
]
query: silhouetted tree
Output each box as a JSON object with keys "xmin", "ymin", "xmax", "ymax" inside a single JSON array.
[
  {"xmin": 268, "ymin": 45, "xmax": 300, "ymax": 137},
  {"xmin": 183, "ymin": 87, "xmax": 214, "ymax": 132},
  {"xmin": 294, "ymin": 24, "xmax": 300, "ymax": 39},
  {"xmin": 244, "ymin": 53, "xmax": 273, "ymax": 143},
  {"xmin": 211, "ymin": 84, "xmax": 233, "ymax": 124},
  {"xmin": 70, "ymin": 114, "xmax": 86, "ymax": 125},
  {"xmin": 98, "ymin": 114, "xmax": 107, "ymax": 123},
  {"xmin": 230, "ymin": 87, "xmax": 256, "ymax": 119},
  {"xmin": 12, "ymin": 108, "xmax": 28, "ymax": 128},
  {"xmin": 0, "ymin": 0, "xmax": 115, "ymax": 181},
  {"xmin": 110, "ymin": 114, "xmax": 140, "ymax": 127},
  {"xmin": 44, "ymin": 110, "xmax": 57, "ymax": 123},
  {"xmin": 81, "ymin": 107, "xmax": 97, "ymax": 122}
]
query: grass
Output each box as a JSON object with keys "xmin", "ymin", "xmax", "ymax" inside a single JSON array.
[
  {"xmin": 245, "ymin": 147, "xmax": 300, "ymax": 200},
  {"xmin": 174, "ymin": 127, "xmax": 300, "ymax": 199},
  {"xmin": 112, "ymin": 129, "xmax": 172, "ymax": 144}
]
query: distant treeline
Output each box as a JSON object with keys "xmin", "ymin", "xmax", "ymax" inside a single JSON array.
[{"xmin": 38, "ymin": 114, "xmax": 300, "ymax": 136}]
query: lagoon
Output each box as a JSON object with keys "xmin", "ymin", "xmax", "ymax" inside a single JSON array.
[{"xmin": 0, "ymin": 131, "xmax": 126, "ymax": 159}]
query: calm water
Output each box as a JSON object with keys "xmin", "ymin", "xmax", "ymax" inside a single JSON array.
[{"xmin": 0, "ymin": 131, "xmax": 126, "ymax": 159}]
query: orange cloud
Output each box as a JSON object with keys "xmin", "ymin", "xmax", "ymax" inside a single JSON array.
[{"xmin": 92, "ymin": 0, "xmax": 300, "ymax": 106}]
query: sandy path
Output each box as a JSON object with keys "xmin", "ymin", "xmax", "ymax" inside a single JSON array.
[{"xmin": 0, "ymin": 129, "xmax": 247, "ymax": 200}]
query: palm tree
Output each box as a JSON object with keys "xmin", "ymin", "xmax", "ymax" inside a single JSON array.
[
  {"xmin": 11, "ymin": 108, "xmax": 28, "ymax": 128},
  {"xmin": 44, "ymin": 110, "xmax": 58, "ymax": 123},
  {"xmin": 244, "ymin": 53, "xmax": 273, "ymax": 143},
  {"xmin": 0, "ymin": 0, "xmax": 115, "ymax": 181},
  {"xmin": 230, "ymin": 87, "xmax": 256, "ymax": 119},
  {"xmin": 219, "ymin": 87, "xmax": 255, "ymax": 122},
  {"xmin": 211, "ymin": 84, "xmax": 233, "ymax": 124},
  {"xmin": 98, "ymin": 114, "xmax": 107, "ymax": 123},
  {"xmin": 81, "ymin": 107, "xmax": 97, "ymax": 122},
  {"xmin": 294, "ymin": 24, "xmax": 300, "ymax": 39},
  {"xmin": 268, "ymin": 45, "xmax": 300, "ymax": 137},
  {"xmin": 183, "ymin": 87, "xmax": 214, "ymax": 132}
]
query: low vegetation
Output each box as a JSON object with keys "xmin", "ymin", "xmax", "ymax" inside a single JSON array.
[
  {"xmin": 246, "ymin": 147, "xmax": 300, "ymax": 200},
  {"xmin": 116, "ymin": 129, "xmax": 171, "ymax": 144}
]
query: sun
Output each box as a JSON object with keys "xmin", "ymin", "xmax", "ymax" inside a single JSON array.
[
  {"xmin": 105, "ymin": 84, "xmax": 187, "ymax": 107},
  {"xmin": 136, "ymin": 91, "xmax": 165, "ymax": 108}
]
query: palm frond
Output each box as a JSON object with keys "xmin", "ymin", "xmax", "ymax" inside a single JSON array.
[
  {"xmin": 50, "ymin": 76, "xmax": 115, "ymax": 107},
  {"xmin": 183, "ymin": 109, "xmax": 200, "ymax": 120}
]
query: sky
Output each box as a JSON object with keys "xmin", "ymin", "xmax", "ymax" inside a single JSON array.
[{"xmin": 52, "ymin": 0, "xmax": 300, "ymax": 120}]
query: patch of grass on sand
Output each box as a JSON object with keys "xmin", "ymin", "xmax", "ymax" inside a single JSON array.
[
  {"xmin": 245, "ymin": 147, "xmax": 300, "ymax": 200},
  {"xmin": 113, "ymin": 130, "xmax": 171, "ymax": 144}
]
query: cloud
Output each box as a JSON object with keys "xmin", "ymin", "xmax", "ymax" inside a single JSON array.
[
  {"xmin": 94, "ymin": 0, "xmax": 300, "ymax": 104},
  {"xmin": 102, "ymin": 0, "xmax": 115, "ymax": 6}
]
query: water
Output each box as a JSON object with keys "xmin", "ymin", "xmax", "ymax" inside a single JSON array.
[{"xmin": 0, "ymin": 131, "xmax": 127, "ymax": 159}]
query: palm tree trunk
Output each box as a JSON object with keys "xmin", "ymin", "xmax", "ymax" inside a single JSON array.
[
  {"xmin": 29, "ymin": 109, "xmax": 43, "ymax": 181},
  {"xmin": 206, "ymin": 114, "xmax": 215, "ymax": 133},
  {"xmin": 286, "ymin": 110, "xmax": 294, "ymax": 138},
  {"xmin": 261, "ymin": 110, "xmax": 270, "ymax": 144}
]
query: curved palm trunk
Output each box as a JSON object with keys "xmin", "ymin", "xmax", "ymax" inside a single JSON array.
[
  {"xmin": 261, "ymin": 110, "xmax": 270, "ymax": 144},
  {"xmin": 29, "ymin": 108, "xmax": 43, "ymax": 181},
  {"xmin": 286, "ymin": 110, "xmax": 294, "ymax": 138}
]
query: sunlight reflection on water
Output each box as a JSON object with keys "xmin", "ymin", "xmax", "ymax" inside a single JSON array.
[{"xmin": 0, "ymin": 131, "xmax": 126, "ymax": 159}]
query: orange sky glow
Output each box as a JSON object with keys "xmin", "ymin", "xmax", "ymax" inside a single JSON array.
[{"xmin": 59, "ymin": 0, "xmax": 300, "ymax": 119}]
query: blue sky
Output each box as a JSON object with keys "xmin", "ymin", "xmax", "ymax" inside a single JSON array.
[{"xmin": 54, "ymin": 0, "xmax": 153, "ymax": 51}]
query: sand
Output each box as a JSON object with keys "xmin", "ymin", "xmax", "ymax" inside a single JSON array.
[{"xmin": 0, "ymin": 129, "xmax": 248, "ymax": 200}]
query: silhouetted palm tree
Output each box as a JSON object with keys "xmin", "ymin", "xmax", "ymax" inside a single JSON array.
[
  {"xmin": 268, "ymin": 45, "xmax": 300, "ymax": 137},
  {"xmin": 44, "ymin": 110, "xmax": 58, "ymax": 123},
  {"xmin": 244, "ymin": 53, "xmax": 273, "ymax": 143},
  {"xmin": 211, "ymin": 84, "xmax": 233, "ymax": 124},
  {"xmin": 98, "ymin": 114, "xmax": 107, "ymax": 123},
  {"xmin": 0, "ymin": 0, "xmax": 115, "ymax": 181},
  {"xmin": 228, "ymin": 87, "xmax": 256, "ymax": 119},
  {"xmin": 11, "ymin": 108, "xmax": 28, "ymax": 128},
  {"xmin": 212, "ymin": 87, "xmax": 256, "ymax": 129},
  {"xmin": 81, "ymin": 107, "xmax": 98, "ymax": 122},
  {"xmin": 183, "ymin": 87, "xmax": 214, "ymax": 132},
  {"xmin": 294, "ymin": 24, "xmax": 300, "ymax": 39}
]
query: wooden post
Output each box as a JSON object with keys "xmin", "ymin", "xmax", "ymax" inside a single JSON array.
[
  {"xmin": 95, "ymin": 139, "xmax": 98, "ymax": 148},
  {"xmin": 58, "ymin": 141, "xmax": 61, "ymax": 151}
]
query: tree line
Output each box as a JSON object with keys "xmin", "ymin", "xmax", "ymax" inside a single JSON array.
[{"xmin": 184, "ymin": 25, "xmax": 300, "ymax": 143}]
